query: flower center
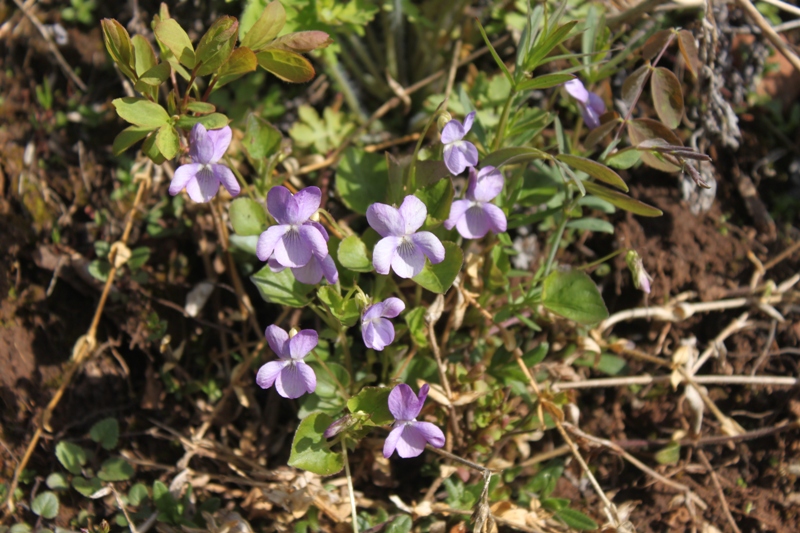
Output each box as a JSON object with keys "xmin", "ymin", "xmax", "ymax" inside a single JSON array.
[{"xmin": 398, "ymin": 236, "xmax": 415, "ymax": 255}]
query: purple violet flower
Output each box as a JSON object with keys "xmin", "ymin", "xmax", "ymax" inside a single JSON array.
[
  {"xmin": 444, "ymin": 166, "xmax": 507, "ymax": 239},
  {"xmin": 256, "ymin": 325, "xmax": 318, "ymax": 399},
  {"xmin": 169, "ymin": 124, "xmax": 240, "ymax": 203},
  {"xmin": 564, "ymin": 79, "xmax": 606, "ymax": 130},
  {"xmin": 362, "ymin": 297, "xmax": 405, "ymax": 351},
  {"xmin": 268, "ymin": 253, "xmax": 339, "ymax": 285},
  {"xmin": 383, "ymin": 384, "xmax": 445, "ymax": 459},
  {"xmin": 441, "ymin": 111, "xmax": 479, "ymax": 175},
  {"xmin": 367, "ymin": 195, "xmax": 445, "ymax": 279},
  {"xmin": 625, "ymin": 250, "xmax": 652, "ymax": 294},
  {"xmin": 256, "ymin": 186, "xmax": 329, "ymax": 269}
]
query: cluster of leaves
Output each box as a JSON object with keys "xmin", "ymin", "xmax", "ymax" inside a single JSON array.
[{"xmin": 102, "ymin": 1, "xmax": 330, "ymax": 164}]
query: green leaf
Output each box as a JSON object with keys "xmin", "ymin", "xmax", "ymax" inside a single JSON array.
[
  {"xmin": 384, "ymin": 515, "xmax": 412, "ymax": 533},
  {"xmin": 241, "ymin": 0, "xmax": 286, "ymax": 51},
  {"xmin": 9, "ymin": 524, "xmax": 31, "ymax": 533},
  {"xmin": 604, "ymin": 147, "xmax": 641, "ymax": 170},
  {"xmin": 128, "ymin": 483, "xmax": 149, "ymax": 506},
  {"xmin": 526, "ymin": 20, "xmax": 579, "ymax": 71},
  {"xmin": 71, "ymin": 477, "xmax": 103, "ymax": 498},
  {"xmin": 555, "ymin": 508, "xmax": 598, "ymax": 531},
  {"xmin": 32, "ymin": 491, "xmax": 59, "ymax": 519},
  {"xmin": 155, "ymin": 125, "xmax": 180, "ymax": 160},
  {"xmin": 186, "ymin": 102, "xmax": 216, "ymax": 114},
  {"xmin": 230, "ymin": 198, "xmax": 267, "ymax": 236},
  {"xmin": 528, "ymin": 462, "xmax": 563, "ymax": 497},
  {"xmin": 101, "ymin": 19, "xmax": 136, "ymax": 80},
  {"xmin": 583, "ymin": 181, "xmax": 663, "ymax": 217},
  {"xmin": 541, "ymin": 497, "xmax": 570, "ymax": 511},
  {"xmin": 516, "ymin": 73, "xmax": 574, "ymax": 92},
  {"xmin": 651, "ymin": 66, "xmax": 684, "ymax": 130},
  {"xmin": 317, "ymin": 286, "xmax": 360, "ymax": 327},
  {"xmin": 55, "ymin": 442, "xmax": 87, "ymax": 475},
  {"xmin": 90, "ymin": 418, "xmax": 120, "ymax": 450},
  {"xmin": 154, "ymin": 19, "xmax": 196, "ymax": 69},
  {"xmin": 98, "ymin": 458, "xmax": 134, "ymax": 482},
  {"xmin": 88, "ymin": 259, "xmax": 110, "ymax": 282},
  {"xmin": 655, "ymin": 441, "xmax": 681, "ymax": 465},
  {"xmin": 142, "ymin": 130, "xmax": 167, "ymax": 165},
  {"xmin": 337, "ymin": 235, "xmax": 372, "ymax": 272},
  {"xmin": 112, "ymin": 97, "xmax": 170, "ymax": 129},
  {"xmin": 414, "ymin": 178, "xmax": 453, "ymax": 221},
  {"xmin": 250, "ymin": 264, "xmax": 313, "ymax": 307},
  {"xmin": 566, "ymin": 218, "xmax": 614, "ymax": 234},
  {"xmin": 128, "ymin": 247, "xmax": 150, "ymax": 271},
  {"xmin": 347, "ymin": 387, "xmax": 393, "ymax": 426},
  {"xmin": 404, "ymin": 306, "xmax": 428, "ymax": 348},
  {"xmin": 481, "ymin": 146, "xmax": 548, "ymax": 169},
  {"xmin": 195, "ymin": 16, "xmax": 238, "ymax": 76},
  {"xmin": 174, "ymin": 113, "xmax": 229, "ymax": 130},
  {"xmin": 215, "ymin": 47, "xmax": 258, "ymax": 89},
  {"xmin": 335, "ymin": 148, "xmax": 388, "ymax": 215},
  {"xmin": 476, "ymin": 19, "xmax": 513, "ymax": 86},
  {"xmin": 288, "ymin": 412, "xmax": 344, "ymax": 476},
  {"xmin": 556, "ymin": 154, "xmax": 628, "ymax": 192},
  {"xmin": 256, "ymin": 49, "xmax": 315, "ymax": 83},
  {"xmin": 243, "ymin": 113, "xmax": 282, "ymax": 160},
  {"xmin": 412, "ymin": 241, "xmax": 463, "ymax": 294},
  {"xmin": 134, "ymin": 62, "xmax": 171, "ymax": 89},
  {"xmin": 542, "ymin": 270, "xmax": 608, "ymax": 326},
  {"xmin": 132, "ymin": 34, "xmax": 157, "ymax": 77},
  {"xmin": 45, "ymin": 473, "xmax": 69, "ymax": 491},
  {"xmin": 112, "ymin": 126, "xmax": 153, "ymax": 156}
]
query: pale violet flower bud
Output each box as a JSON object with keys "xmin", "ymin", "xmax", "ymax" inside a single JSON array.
[
  {"xmin": 367, "ymin": 196, "xmax": 445, "ymax": 278},
  {"xmin": 444, "ymin": 166, "xmax": 507, "ymax": 239},
  {"xmin": 256, "ymin": 325, "xmax": 318, "ymax": 399},
  {"xmin": 169, "ymin": 124, "xmax": 240, "ymax": 202},
  {"xmin": 361, "ymin": 297, "xmax": 405, "ymax": 351},
  {"xmin": 564, "ymin": 79, "xmax": 606, "ymax": 130},
  {"xmin": 436, "ymin": 111, "xmax": 452, "ymax": 132},
  {"xmin": 383, "ymin": 384, "xmax": 445, "ymax": 459},
  {"xmin": 441, "ymin": 111, "xmax": 479, "ymax": 175},
  {"xmin": 625, "ymin": 250, "xmax": 652, "ymax": 294}
]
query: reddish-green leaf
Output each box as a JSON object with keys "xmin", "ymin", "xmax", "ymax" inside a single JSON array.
[
  {"xmin": 584, "ymin": 117, "xmax": 619, "ymax": 148},
  {"xmin": 256, "ymin": 49, "xmax": 315, "ymax": 83},
  {"xmin": 651, "ymin": 67, "xmax": 684, "ymax": 129},
  {"xmin": 627, "ymin": 118, "xmax": 682, "ymax": 172},
  {"xmin": 215, "ymin": 47, "xmax": 258, "ymax": 89},
  {"xmin": 269, "ymin": 31, "xmax": 333, "ymax": 53},
  {"xmin": 641, "ymin": 29, "xmax": 672, "ymax": 61},
  {"xmin": 241, "ymin": 1, "xmax": 286, "ymax": 51},
  {"xmin": 621, "ymin": 62, "xmax": 650, "ymax": 110},
  {"xmin": 678, "ymin": 30, "xmax": 701, "ymax": 78},
  {"xmin": 556, "ymin": 154, "xmax": 628, "ymax": 192},
  {"xmin": 154, "ymin": 19, "xmax": 196, "ymax": 69},
  {"xmin": 195, "ymin": 16, "xmax": 239, "ymax": 76},
  {"xmin": 583, "ymin": 180, "xmax": 662, "ymax": 217},
  {"xmin": 101, "ymin": 19, "xmax": 136, "ymax": 80}
]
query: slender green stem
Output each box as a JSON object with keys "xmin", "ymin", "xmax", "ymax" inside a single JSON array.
[
  {"xmin": 543, "ymin": 210, "xmax": 569, "ymax": 277},
  {"xmin": 339, "ymin": 328, "xmax": 353, "ymax": 379},
  {"xmin": 409, "ymin": 100, "xmax": 447, "ymax": 190},
  {"xmin": 342, "ymin": 443, "xmax": 359, "ymax": 533},
  {"xmin": 493, "ymin": 88, "xmax": 518, "ymax": 151},
  {"xmin": 576, "ymin": 248, "xmax": 627, "ymax": 271}
]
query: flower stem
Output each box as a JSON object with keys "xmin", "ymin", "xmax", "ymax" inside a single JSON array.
[
  {"xmin": 342, "ymin": 443, "xmax": 359, "ymax": 533},
  {"xmin": 543, "ymin": 210, "xmax": 569, "ymax": 278}
]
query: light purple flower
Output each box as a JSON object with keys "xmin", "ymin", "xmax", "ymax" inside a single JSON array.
[
  {"xmin": 361, "ymin": 297, "xmax": 405, "ymax": 351},
  {"xmin": 625, "ymin": 250, "xmax": 652, "ymax": 294},
  {"xmin": 383, "ymin": 384, "xmax": 445, "ymax": 459},
  {"xmin": 268, "ymin": 253, "xmax": 339, "ymax": 285},
  {"xmin": 564, "ymin": 78, "xmax": 606, "ymax": 130},
  {"xmin": 367, "ymin": 196, "xmax": 445, "ymax": 279},
  {"xmin": 169, "ymin": 124, "xmax": 240, "ymax": 203},
  {"xmin": 256, "ymin": 325, "xmax": 318, "ymax": 399},
  {"xmin": 441, "ymin": 111, "xmax": 479, "ymax": 175},
  {"xmin": 256, "ymin": 186, "xmax": 328, "ymax": 269},
  {"xmin": 444, "ymin": 166, "xmax": 507, "ymax": 239}
]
